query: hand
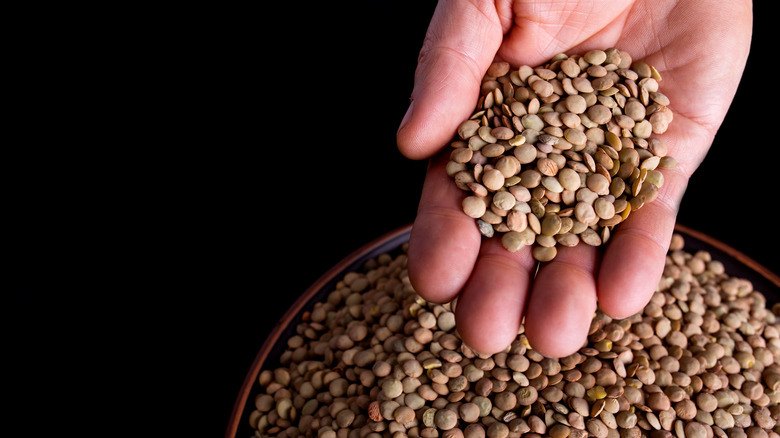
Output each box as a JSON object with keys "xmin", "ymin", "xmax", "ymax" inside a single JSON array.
[{"xmin": 397, "ymin": 0, "xmax": 752, "ymax": 357}]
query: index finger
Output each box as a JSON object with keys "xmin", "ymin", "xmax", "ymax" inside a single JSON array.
[{"xmin": 396, "ymin": 0, "xmax": 503, "ymax": 160}]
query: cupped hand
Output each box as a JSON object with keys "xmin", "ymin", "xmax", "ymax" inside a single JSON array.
[{"xmin": 397, "ymin": 0, "xmax": 752, "ymax": 357}]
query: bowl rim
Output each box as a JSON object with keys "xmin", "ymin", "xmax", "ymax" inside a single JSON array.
[
  {"xmin": 225, "ymin": 224, "xmax": 412, "ymax": 438},
  {"xmin": 224, "ymin": 222, "xmax": 779, "ymax": 438}
]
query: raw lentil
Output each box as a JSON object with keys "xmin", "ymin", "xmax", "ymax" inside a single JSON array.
[
  {"xmin": 249, "ymin": 232, "xmax": 779, "ymax": 438},
  {"xmin": 448, "ymin": 49, "xmax": 677, "ymax": 261}
]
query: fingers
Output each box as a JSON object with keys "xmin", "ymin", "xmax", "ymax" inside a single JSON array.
[
  {"xmin": 407, "ymin": 152, "xmax": 482, "ymax": 305},
  {"xmin": 409, "ymin": 150, "xmax": 536, "ymax": 356},
  {"xmin": 596, "ymin": 154, "xmax": 690, "ymax": 319},
  {"xmin": 396, "ymin": 0, "xmax": 503, "ymax": 160},
  {"xmin": 454, "ymin": 236, "xmax": 537, "ymax": 355},
  {"xmin": 595, "ymin": 201, "xmax": 674, "ymax": 319},
  {"xmin": 523, "ymin": 244, "xmax": 600, "ymax": 358},
  {"xmin": 410, "ymin": 154, "xmax": 684, "ymax": 358}
]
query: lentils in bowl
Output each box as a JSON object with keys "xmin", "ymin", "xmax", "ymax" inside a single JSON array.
[{"xmin": 240, "ymin": 225, "xmax": 780, "ymax": 438}]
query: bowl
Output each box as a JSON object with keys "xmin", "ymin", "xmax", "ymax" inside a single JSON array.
[{"xmin": 225, "ymin": 223, "xmax": 780, "ymax": 438}]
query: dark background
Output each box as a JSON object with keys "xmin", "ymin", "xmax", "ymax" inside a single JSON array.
[
  {"xmin": 9, "ymin": 1, "xmax": 776, "ymax": 436},
  {"xmin": 213, "ymin": 1, "xmax": 778, "ymax": 437}
]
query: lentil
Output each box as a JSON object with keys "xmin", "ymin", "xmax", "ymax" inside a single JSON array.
[
  {"xmin": 448, "ymin": 49, "xmax": 677, "ymax": 261},
  {"xmin": 249, "ymin": 232, "xmax": 779, "ymax": 438}
]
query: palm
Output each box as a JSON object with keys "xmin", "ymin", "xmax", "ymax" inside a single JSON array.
[
  {"xmin": 500, "ymin": 0, "xmax": 750, "ymax": 170},
  {"xmin": 512, "ymin": 0, "xmax": 749, "ymax": 166},
  {"xmin": 397, "ymin": 0, "xmax": 752, "ymax": 357}
]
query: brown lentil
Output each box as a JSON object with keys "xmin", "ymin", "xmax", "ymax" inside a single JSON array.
[
  {"xmin": 249, "ymin": 232, "xmax": 780, "ymax": 438},
  {"xmin": 435, "ymin": 408, "xmax": 459, "ymax": 430},
  {"xmin": 448, "ymin": 50, "xmax": 677, "ymax": 261}
]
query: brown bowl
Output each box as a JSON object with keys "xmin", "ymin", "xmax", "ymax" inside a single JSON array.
[{"xmin": 225, "ymin": 223, "xmax": 780, "ymax": 438}]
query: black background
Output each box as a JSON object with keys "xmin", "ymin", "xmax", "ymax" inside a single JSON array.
[{"xmin": 9, "ymin": 1, "xmax": 777, "ymax": 436}]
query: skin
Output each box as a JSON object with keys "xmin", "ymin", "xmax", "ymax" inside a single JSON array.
[{"xmin": 396, "ymin": 0, "xmax": 752, "ymax": 357}]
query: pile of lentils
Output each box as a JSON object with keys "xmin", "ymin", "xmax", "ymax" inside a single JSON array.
[
  {"xmin": 447, "ymin": 48, "xmax": 678, "ymax": 262},
  {"xmin": 248, "ymin": 233, "xmax": 780, "ymax": 438}
]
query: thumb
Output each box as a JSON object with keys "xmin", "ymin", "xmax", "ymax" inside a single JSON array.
[{"xmin": 397, "ymin": 0, "xmax": 504, "ymax": 160}]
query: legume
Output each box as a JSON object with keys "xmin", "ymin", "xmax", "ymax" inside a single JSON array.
[
  {"xmin": 448, "ymin": 49, "xmax": 677, "ymax": 261},
  {"xmin": 249, "ymin": 232, "xmax": 779, "ymax": 438}
]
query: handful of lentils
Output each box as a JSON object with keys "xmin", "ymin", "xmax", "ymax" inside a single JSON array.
[
  {"xmin": 249, "ymin": 232, "xmax": 780, "ymax": 438},
  {"xmin": 446, "ymin": 48, "xmax": 677, "ymax": 262}
]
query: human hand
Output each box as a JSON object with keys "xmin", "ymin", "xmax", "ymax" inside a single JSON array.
[{"xmin": 397, "ymin": 0, "xmax": 752, "ymax": 357}]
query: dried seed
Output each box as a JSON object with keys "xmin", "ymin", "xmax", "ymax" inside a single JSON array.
[
  {"xmin": 492, "ymin": 126, "xmax": 515, "ymax": 140},
  {"xmin": 593, "ymin": 197, "xmax": 615, "ymax": 220},
  {"xmin": 516, "ymin": 385, "xmax": 539, "ymax": 406},
  {"xmin": 586, "ymin": 173, "xmax": 610, "ymax": 196},
  {"xmin": 557, "ymin": 167, "xmax": 581, "ymax": 191},
  {"xmin": 541, "ymin": 176, "xmax": 564, "ymax": 194},
  {"xmin": 492, "ymin": 191, "xmax": 517, "ymax": 211},
  {"xmin": 434, "ymin": 408, "xmax": 459, "ymax": 430},
  {"xmin": 587, "ymin": 104, "xmax": 612, "ymax": 125},
  {"xmin": 584, "ymin": 49, "xmax": 607, "ymax": 65},
  {"xmin": 574, "ymin": 202, "xmax": 597, "ymax": 225},
  {"xmin": 586, "ymin": 418, "xmax": 609, "ymax": 438},
  {"xmin": 532, "ymin": 245, "xmax": 557, "ymax": 262},
  {"xmin": 458, "ymin": 120, "xmax": 480, "ymax": 139},
  {"xmin": 502, "ymin": 229, "xmax": 535, "ymax": 252},
  {"xmin": 565, "ymin": 94, "xmax": 588, "ymax": 114},
  {"xmin": 564, "ymin": 128, "xmax": 587, "ymax": 146},
  {"xmin": 646, "ymin": 392, "xmax": 671, "ymax": 411},
  {"xmin": 462, "ymin": 196, "xmax": 487, "ymax": 219},
  {"xmin": 531, "ymin": 79, "xmax": 554, "ymax": 97},
  {"xmin": 487, "ymin": 61, "xmax": 511, "ymax": 78},
  {"xmin": 579, "ymin": 228, "xmax": 602, "ymax": 246}
]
